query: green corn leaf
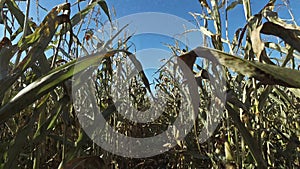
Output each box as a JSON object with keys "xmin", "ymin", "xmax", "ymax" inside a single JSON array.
[{"xmin": 0, "ymin": 50, "xmax": 118, "ymax": 124}]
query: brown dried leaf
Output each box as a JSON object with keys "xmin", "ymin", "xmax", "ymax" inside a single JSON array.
[
  {"xmin": 178, "ymin": 52, "xmax": 197, "ymax": 71},
  {"xmin": 261, "ymin": 22, "xmax": 300, "ymax": 53}
]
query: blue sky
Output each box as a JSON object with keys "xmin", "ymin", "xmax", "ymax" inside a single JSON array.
[
  {"xmin": 109, "ymin": 0, "xmax": 200, "ymax": 19},
  {"xmin": 2, "ymin": 0, "xmax": 300, "ymax": 46},
  {"xmin": 3, "ymin": 0, "xmax": 300, "ymax": 53}
]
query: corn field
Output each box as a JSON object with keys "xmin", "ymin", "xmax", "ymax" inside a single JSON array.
[{"xmin": 0, "ymin": 0, "xmax": 299, "ymax": 168}]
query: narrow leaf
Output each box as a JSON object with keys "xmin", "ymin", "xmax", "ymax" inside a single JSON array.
[{"xmin": 98, "ymin": 0, "xmax": 111, "ymax": 22}]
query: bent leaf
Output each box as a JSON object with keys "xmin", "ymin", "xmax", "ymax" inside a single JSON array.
[
  {"xmin": 261, "ymin": 22, "xmax": 300, "ymax": 53},
  {"xmin": 97, "ymin": 0, "xmax": 111, "ymax": 22},
  {"xmin": 183, "ymin": 46, "xmax": 300, "ymax": 88}
]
